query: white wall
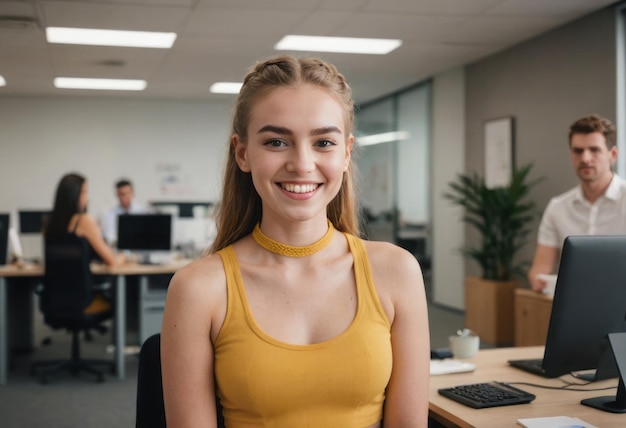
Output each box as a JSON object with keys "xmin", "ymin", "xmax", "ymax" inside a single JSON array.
[
  {"xmin": 0, "ymin": 96, "xmax": 232, "ymax": 226},
  {"xmin": 431, "ymin": 67, "xmax": 465, "ymax": 310}
]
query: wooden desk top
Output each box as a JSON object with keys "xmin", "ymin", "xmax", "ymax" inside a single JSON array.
[
  {"xmin": 91, "ymin": 258, "xmax": 192, "ymax": 275},
  {"xmin": 515, "ymin": 288, "xmax": 553, "ymax": 302},
  {"xmin": 0, "ymin": 258, "xmax": 193, "ymax": 278},
  {"xmin": 0, "ymin": 263, "xmax": 44, "ymax": 277},
  {"xmin": 429, "ymin": 346, "xmax": 624, "ymax": 427}
]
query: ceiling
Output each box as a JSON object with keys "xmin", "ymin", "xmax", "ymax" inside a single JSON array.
[{"xmin": 0, "ymin": 0, "xmax": 619, "ymax": 104}]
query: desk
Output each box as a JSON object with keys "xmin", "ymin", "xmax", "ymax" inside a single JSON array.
[
  {"xmin": 514, "ymin": 289, "xmax": 553, "ymax": 346},
  {"xmin": 429, "ymin": 346, "xmax": 624, "ymax": 427},
  {"xmin": 0, "ymin": 264, "xmax": 42, "ymax": 385},
  {"xmin": 0, "ymin": 260, "xmax": 191, "ymax": 385}
]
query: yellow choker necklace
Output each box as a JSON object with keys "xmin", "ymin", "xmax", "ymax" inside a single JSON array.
[{"xmin": 252, "ymin": 220, "xmax": 334, "ymax": 257}]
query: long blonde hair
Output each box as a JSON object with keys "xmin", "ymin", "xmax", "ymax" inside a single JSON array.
[{"xmin": 209, "ymin": 55, "xmax": 362, "ymax": 254}]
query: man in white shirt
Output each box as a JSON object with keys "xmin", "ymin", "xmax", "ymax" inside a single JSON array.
[
  {"xmin": 528, "ymin": 114, "xmax": 626, "ymax": 291},
  {"xmin": 100, "ymin": 179, "xmax": 151, "ymax": 245}
]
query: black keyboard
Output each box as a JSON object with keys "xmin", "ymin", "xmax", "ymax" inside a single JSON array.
[{"xmin": 438, "ymin": 381, "xmax": 536, "ymax": 409}]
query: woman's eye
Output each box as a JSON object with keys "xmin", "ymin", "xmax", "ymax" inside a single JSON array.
[
  {"xmin": 265, "ymin": 139, "xmax": 286, "ymax": 147},
  {"xmin": 316, "ymin": 139, "xmax": 335, "ymax": 148}
]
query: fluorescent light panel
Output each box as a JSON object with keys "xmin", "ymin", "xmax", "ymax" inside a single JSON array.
[
  {"xmin": 0, "ymin": 75, "xmax": 5, "ymax": 86},
  {"xmin": 358, "ymin": 131, "xmax": 410, "ymax": 147},
  {"xmin": 54, "ymin": 77, "xmax": 147, "ymax": 91},
  {"xmin": 210, "ymin": 82, "xmax": 243, "ymax": 94},
  {"xmin": 46, "ymin": 27, "xmax": 176, "ymax": 48},
  {"xmin": 275, "ymin": 35, "xmax": 402, "ymax": 55}
]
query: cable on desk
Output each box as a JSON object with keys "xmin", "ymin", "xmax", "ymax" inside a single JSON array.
[{"xmin": 504, "ymin": 379, "xmax": 618, "ymax": 392}]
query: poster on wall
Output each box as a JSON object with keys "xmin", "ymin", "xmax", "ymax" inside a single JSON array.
[
  {"xmin": 484, "ymin": 116, "xmax": 514, "ymax": 189},
  {"xmin": 157, "ymin": 162, "xmax": 192, "ymax": 195}
]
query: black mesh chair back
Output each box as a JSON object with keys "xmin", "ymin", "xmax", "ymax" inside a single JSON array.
[
  {"xmin": 41, "ymin": 234, "xmax": 94, "ymax": 321},
  {"xmin": 30, "ymin": 233, "xmax": 114, "ymax": 383}
]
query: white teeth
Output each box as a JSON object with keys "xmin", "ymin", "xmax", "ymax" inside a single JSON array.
[{"xmin": 281, "ymin": 183, "xmax": 318, "ymax": 193}]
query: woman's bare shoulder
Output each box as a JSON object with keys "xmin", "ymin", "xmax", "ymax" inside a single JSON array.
[
  {"xmin": 73, "ymin": 213, "xmax": 100, "ymax": 236},
  {"xmin": 72, "ymin": 212, "xmax": 96, "ymax": 228},
  {"xmin": 361, "ymin": 238, "xmax": 424, "ymax": 292},
  {"xmin": 361, "ymin": 239, "xmax": 420, "ymax": 269},
  {"xmin": 163, "ymin": 253, "xmax": 228, "ymax": 337},
  {"xmin": 168, "ymin": 253, "xmax": 227, "ymax": 301}
]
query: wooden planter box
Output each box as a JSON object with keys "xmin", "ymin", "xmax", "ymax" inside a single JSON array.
[{"xmin": 465, "ymin": 277, "xmax": 518, "ymax": 346}]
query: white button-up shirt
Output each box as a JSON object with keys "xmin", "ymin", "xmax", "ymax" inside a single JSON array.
[{"xmin": 537, "ymin": 174, "xmax": 626, "ymax": 248}]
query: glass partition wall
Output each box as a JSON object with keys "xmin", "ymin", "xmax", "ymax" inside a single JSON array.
[{"xmin": 355, "ymin": 82, "xmax": 432, "ymax": 270}]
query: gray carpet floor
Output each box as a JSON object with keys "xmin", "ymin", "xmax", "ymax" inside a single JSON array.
[{"xmin": 0, "ymin": 301, "xmax": 464, "ymax": 428}]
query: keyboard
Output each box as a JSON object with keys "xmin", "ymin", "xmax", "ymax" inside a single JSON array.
[{"xmin": 438, "ymin": 381, "xmax": 536, "ymax": 409}]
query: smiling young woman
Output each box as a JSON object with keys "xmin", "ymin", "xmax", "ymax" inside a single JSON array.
[{"xmin": 161, "ymin": 55, "xmax": 430, "ymax": 428}]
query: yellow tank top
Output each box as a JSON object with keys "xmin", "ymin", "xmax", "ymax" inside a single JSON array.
[{"xmin": 214, "ymin": 233, "xmax": 392, "ymax": 428}]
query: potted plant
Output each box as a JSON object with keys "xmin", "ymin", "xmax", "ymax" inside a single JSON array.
[{"xmin": 445, "ymin": 163, "xmax": 541, "ymax": 345}]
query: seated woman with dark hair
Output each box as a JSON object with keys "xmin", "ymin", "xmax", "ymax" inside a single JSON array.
[{"xmin": 45, "ymin": 172, "xmax": 126, "ymax": 313}]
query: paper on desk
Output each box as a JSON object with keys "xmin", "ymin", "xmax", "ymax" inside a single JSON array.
[
  {"xmin": 430, "ymin": 359, "xmax": 476, "ymax": 376},
  {"xmin": 517, "ymin": 416, "xmax": 597, "ymax": 428}
]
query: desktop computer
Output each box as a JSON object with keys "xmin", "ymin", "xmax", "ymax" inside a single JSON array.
[
  {"xmin": 117, "ymin": 213, "xmax": 173, "ymax": 264},
  {"xmin": 0, "ymin": 214, "xmax": 9, "ymax": 265},
  {"xmin": 117, "ymin": 214, "xmax": 174, "ymax": 344},
  {"xmin": 509, "ymin": 235, "xmax": 626, "ymax": 381},
  {"xmin": 17, "ymin": 210, "xmax": 50, "ymax": 263}
]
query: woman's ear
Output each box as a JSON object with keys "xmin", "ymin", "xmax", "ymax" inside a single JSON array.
[
  {"xmin": 233, "ymin": 134, "xmax": 250, "ymax": 172},
  {"xmin": 344, "ymin": 134, "xmax": 354, "ymax": 171}
]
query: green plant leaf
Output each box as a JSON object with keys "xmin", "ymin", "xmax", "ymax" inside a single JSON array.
[{"xmin": 444, "ymin": 163, "xmax": 543, "ymax": 280}]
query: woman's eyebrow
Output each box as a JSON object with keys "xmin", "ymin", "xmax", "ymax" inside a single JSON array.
[
  {"xmin": 310, "ymin": 126, "xmax": 342, "ymax": 136},
  {"xmin": 257, "ymin": 125, "xmax": 291, "ymax": 135},
  {"xmin": 257, "ymin": 125, "xmax": 343, "ymax": 137}
]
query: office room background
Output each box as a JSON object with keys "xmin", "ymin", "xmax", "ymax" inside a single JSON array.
[{"xmin": 1, "ymin": 4, "xmax": 625, "ymax": 312}]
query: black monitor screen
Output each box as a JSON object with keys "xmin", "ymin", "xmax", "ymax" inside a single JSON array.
[
  {"xmin": 541, "ymin": 235, "xmax": 626, "ymax": 379},
  {"xmin": 0, "ymin": 213, "xmax": 8, "ymax": 265},
  {"xmin": 18, "ymin": 210, "xmax": 49, "ymax": 234},
  {"xmin": 117, "ymin": 214, "xmax": 172, "ymax": 251}
]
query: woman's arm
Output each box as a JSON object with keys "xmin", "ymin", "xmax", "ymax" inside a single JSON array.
[
  {"xmin": 161, "ymin": 256, "xmax": 226, "ymax": 428},
  {"xmin": 368, "ymin": 242, "xmax": 430, "ymax": 428},
  {"xmin": 76, "ymin": 214, "xmax": 124, "ymax": 266}
]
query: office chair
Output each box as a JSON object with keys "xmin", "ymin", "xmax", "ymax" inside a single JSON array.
[
  {"xmin": 30, "ymin": 234, "xmax": 114, "ymax": 383},
  {"xmin": 136, "ymin": 333, "xmax": 225, "ymax": 428}
]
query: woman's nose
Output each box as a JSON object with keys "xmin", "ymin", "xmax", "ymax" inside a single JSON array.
[{"xmin": 286, "ymin": 146, "xmax": 314, "ymax": 173}]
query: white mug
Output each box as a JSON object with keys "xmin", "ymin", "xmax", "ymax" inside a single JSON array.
[{"xmin": 449, "ymin": 333, "xmax": 480, "ymax": 359}]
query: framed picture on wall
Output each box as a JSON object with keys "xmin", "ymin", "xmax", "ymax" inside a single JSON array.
[{"xmin": 484, "ymin": 116, "xmax": 515, "ymax": 188}]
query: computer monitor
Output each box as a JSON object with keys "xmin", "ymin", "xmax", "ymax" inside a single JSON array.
[
  {"xmin": 581, "ymin": 331, "xmax": 626, "ymax": 413},
  {"xmin": 0, "ymin": 214, "xmax": 9, "ymax": 265},
  {"xmin": 510, "ymin": 235, "xmax": 626, "ymax": 381},
  {"xmin": 18, "ymin": 210, "xmax": 50, "ymax": 234},
  {"xmin": 151, "ymin": 201, "xmax": 213, "ymax": 218},
  {"xmin": 117, "ymin": 214, "xmax": 172, "ymax": 252}
]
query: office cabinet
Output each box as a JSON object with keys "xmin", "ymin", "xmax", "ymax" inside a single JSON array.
[
  {"xmin": 465, "ymin": 277, "xmax": 518, "ymax": 346},
  {"xmin": 138, "ymin": 274, "xmax": 171, "ymax": 345},
  {"xmin": 514, "ymin": 288, "xmax": 553, "ymax": 346}
]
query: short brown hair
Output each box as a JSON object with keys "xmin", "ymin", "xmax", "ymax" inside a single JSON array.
[
  {"xmin": 569, "ymin": 114, "xmax": 616, "ymax": 149},
  {"xmin": 116, "ymin": 179, "xmax": 132, "ymax": 189}
]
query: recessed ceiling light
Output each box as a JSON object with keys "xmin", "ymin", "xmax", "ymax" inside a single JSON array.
[
  {"xmin": 46, "ymin": 27, "xmax": 177, "ymax": 48},
  {"xmin": 358, "ymin": 131, "xmax": 410, "ymax": 146},
  {"xmin": 275, "ymin": 35, "xmax": 402, "ymax": 55},
  {"xmin": 54, "ymin": 77, "xmax": 147, "ymax": 91},
  {"xmin": 210, "ymin": 82, "xmax": 243, "ymax": 94},
  {"xmin": 0, "ymin": 75, "xmax": 6, "ymax": 87}
]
